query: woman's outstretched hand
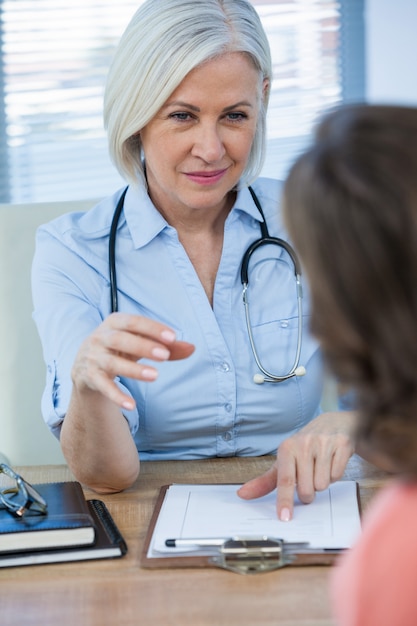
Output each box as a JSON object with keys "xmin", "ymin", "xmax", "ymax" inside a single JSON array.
[{"xmin": 71, "ymin": 312, "xmax": 195, "ymax": 410}]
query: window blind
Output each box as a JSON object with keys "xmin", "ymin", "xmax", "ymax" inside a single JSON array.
[{"xmin": 0, "ymin": 0, "xmax": 364, "ymax": 204}]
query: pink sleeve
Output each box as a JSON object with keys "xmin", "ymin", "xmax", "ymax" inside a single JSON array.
[{"xmin": 331, "ymin": 481, "xmax": 417, "ymax": 626}]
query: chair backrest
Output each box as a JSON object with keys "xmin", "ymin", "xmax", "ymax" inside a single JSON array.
[{"xmin": 0, "ymin": 199, "xmax": 99, "ymax": 465}]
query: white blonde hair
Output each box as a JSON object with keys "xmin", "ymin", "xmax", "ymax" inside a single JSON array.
[{"xmin": 104, "ymin": 0, "xmax": 272, "ymax": 188}]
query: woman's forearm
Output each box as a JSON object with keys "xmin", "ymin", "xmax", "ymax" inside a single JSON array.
[{"xmin": 60, "ymin": 387, "xmax": 140, "ymax": 493}]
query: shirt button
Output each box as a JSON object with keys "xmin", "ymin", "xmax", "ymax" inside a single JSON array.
[
  {"xmin": 280, "ymin": 320, "xmax": 289, "ymax": 328},
  {"xmin": 221, "ymin": 362, "xmax": 230, "ymax": 372},
  {"xmin": 222, "ymin": 432, "xmax": 232, "ymax": 441},
  {"xmin": 225, "ymin": 403, "xmax": 232, "ymax": 413}
]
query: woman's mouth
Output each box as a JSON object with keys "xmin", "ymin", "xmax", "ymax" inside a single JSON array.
[{"xmin": 184, "ymin": 169, "xmax": 228, "ymax": 186}]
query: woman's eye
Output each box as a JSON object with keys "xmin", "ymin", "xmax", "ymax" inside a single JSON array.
[
  {"xmin": 226, "ymin": 112, "xmax": 248, "ymax": 122},
  {"xmin": 170, "ymin": 112, "xmax": 193, "ymax": 122}
]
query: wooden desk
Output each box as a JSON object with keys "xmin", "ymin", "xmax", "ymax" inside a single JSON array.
[{"xmin": 0, "ymin": 455, "xmax": 389, "ymax": 626}]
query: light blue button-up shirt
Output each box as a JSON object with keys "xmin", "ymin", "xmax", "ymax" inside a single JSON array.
[{"xmin": 32, "ymin": 177, "xmax": 324, "ymax": 460}]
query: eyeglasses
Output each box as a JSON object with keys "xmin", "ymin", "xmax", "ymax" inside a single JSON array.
[{"xmin": 0, "ymin": 463, "xmax": 48, "ymax": 518}]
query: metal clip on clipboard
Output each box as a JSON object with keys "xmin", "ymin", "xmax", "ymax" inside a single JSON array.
[{"xmin": 209, "ymin": 537, "xmax": 308, "ymax": 575}]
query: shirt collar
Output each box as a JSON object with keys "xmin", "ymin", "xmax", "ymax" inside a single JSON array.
[
  {"xmin": 233, "ymin": 184, "xmax": 266, "ymax": 224},
  {"xmin": 123, "ymin": 184, "xmax": 168, "ymax": 249},
  {"xmin": 121, "ymin": 182, "xmax": 263, "ymax": 249}
]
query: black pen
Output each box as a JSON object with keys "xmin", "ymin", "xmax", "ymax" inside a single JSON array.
[
  {"xmin": 165, "ymin": 538, "xmax": 226, "ymax": 548},
  {"xmin": 165, "ymin": 537, "xmax": 308, "ymax": 549}
]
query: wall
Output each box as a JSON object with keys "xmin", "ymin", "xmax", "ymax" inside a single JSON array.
[{"xmin": 366, "ymin": 0, "xmax": 417, "ymax": 104}]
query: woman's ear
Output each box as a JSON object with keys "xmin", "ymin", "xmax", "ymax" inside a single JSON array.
[{"xmin": 262, "ymin": 78, "xmax": 270, "ymax": 102}]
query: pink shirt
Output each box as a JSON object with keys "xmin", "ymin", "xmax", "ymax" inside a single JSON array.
[{"xmin": 331, "ymin": 480, "xmax": 417, "ymax": 626}]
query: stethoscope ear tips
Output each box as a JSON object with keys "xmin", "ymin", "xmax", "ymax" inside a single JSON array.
[{"xmin": 253, "ymin": 366, "xmax": 306, "ymax": 384}]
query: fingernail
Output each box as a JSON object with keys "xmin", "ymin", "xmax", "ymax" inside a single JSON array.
[
  {"xmin": 152, "ymin": 347, "xmax": 170, "ymax": 360},
  {"xmin": 279, "ymin": 507, "xmax": 291, "ymax": 522},
  {"xmin": 142, "ymin": 368, "xmax": 158, "ymax": 380},
  {"xmin": 161, "ymin": 329, "xmax": 176, "ymax": 342}
]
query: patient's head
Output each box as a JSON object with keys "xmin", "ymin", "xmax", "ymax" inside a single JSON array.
[{"xmin": 283, "ymin": 103, "xmax": 417, "ymax": 474}]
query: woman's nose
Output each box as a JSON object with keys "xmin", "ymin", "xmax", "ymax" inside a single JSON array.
[{"xmin": 191, "ymin": 123, "xmax": 226, "ymax": 162}]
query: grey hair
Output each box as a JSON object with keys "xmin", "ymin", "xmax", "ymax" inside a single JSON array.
[{"xmin": 104, "ymin": 0, "xmax": 272, "ymax": 188}]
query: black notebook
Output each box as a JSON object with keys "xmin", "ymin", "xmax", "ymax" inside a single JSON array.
[
  {"xmin": 0, "ymin": 499, "xmax": 127, "ymax": 568},
  {"xmin": 0, "ymin": 481, "xmax": 96, "ymax": 553}
]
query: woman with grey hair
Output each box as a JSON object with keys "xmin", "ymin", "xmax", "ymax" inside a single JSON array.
[{"xmin": 32, "ymin": 0, "xmax": 356, "ymax": 519}]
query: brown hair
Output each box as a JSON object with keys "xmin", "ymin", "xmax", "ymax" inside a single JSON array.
[{"xmin": 283, "ymin": 104, "xmax": 417, "ymax": 474}]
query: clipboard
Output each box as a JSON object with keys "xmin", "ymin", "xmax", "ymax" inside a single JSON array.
[{"xmin": 141, "ymin": 482, "xmax": 362, "ymax": 574}]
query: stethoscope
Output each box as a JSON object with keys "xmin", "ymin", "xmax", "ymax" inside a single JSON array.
[{"xmin": 108, "ymin": 185, "xmax": 306, "ymax": 384}]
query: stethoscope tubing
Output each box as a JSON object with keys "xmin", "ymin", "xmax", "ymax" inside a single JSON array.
[
  {"xmin": 108, "ymin": 184, "xmax": 304, "ymax": 383},
  {"xmin": 109, "ymin": 186, "xmax": 128, "ymax": 314}
]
